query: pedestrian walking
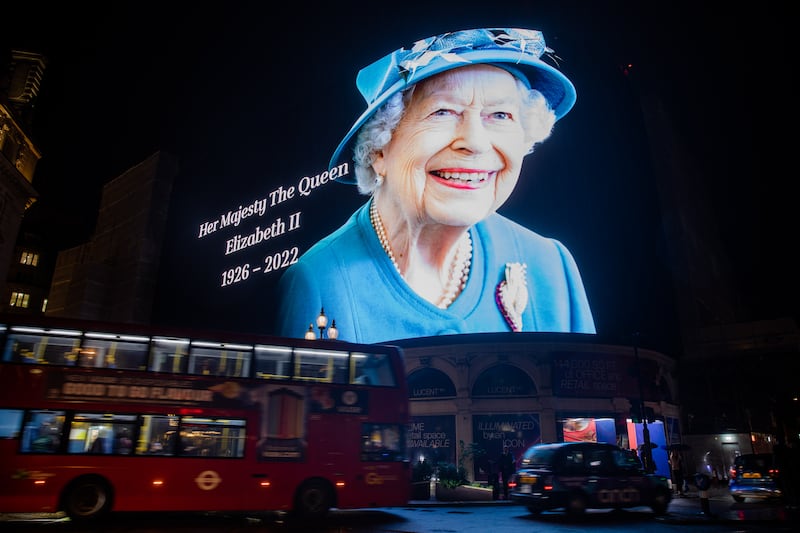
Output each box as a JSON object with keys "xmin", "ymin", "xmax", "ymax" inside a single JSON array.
[
  {"xmin": 499, "ymin": 446, "xmax": 515, "ymax": 500},
  {"xmin": 670, "ymin": 448, "xmax": 685, "ymax": 496},
  {"xmin": 487, "ymin": 456, "xmax": 500, "ymax": 500}
]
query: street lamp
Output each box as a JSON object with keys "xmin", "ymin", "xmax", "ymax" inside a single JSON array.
[
  {"xmin": 310, "ymin": 308, "xmax": 338, "ymax": 340},
  {"xmin": 327, "ymin": 320, "xmax": 338, "ymax": 340},
  {"xmin": 316, "ymin": 307, "xmax": 328, "ymax": 338}
]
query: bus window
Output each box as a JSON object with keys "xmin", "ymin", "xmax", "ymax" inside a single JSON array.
[
  {"xmin": 5, "ymin": 328, "xmax": 81, "ymax": 365},
  {"xmin": 179, "ymin": 417, "xmax": 246, "ymax": 458},
  {"xmin": 361, "ymin": 423, "xmax": 405, "ymax": 461},
  {"xmin": 0, "ymin": 409, "xmax": 23, "ymax": 438},
  {"xmin": 254, "ymin": 345, "xmax": 292, "ymax": 379},
  {"xmin": 330, "ymin": 350, "xmax": 350, "ymax": 384},
  {"xmin": 68, "ymin": 413, "xmax": 137, "ymax": 454},
  {"xmin": 294, "ymin": 348, "xmax": 349, "ymax": 383},
  {"xmin": 189, "ymin": 342, "xmax": 252, "ymax": 378},
  {"xmin": 20, "ymin": 410, "xmax": 65, "ymax": 453},
  {"xmin": 79, "ymin": 333, "xmax": 150, "ymax": 370},
  {"xmin": 294, "ymin": 348, "xmax": 336, "ymax": 382},
  {"xmin": 149, "ymin": 336, "xmax": 190, "ymax": 373},
  {"xmin": 139, "ymin": 414, "xmax": 179, "ymax": 455},
  {"xmin": 352, "ymin": 352, "xmax": 397, "ymax": 387}
]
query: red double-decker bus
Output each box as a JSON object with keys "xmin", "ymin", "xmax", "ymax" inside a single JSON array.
[{"xmin": 0, "ymin": 315, "xmax": 410, "ymax": 521}]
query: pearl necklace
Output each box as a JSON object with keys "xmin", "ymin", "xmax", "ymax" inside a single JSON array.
[{"xmin": 369, "ymin": 200, "xmax": 471, "ymax": 309}]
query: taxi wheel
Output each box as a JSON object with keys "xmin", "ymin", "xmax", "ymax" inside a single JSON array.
[
  {"xmin": 565, "ymin": 491, "xmax": 588, "ymax": 517},
  {"xmin": 651, "ymin": 487, "xmax": 671, "ymax": 515}
]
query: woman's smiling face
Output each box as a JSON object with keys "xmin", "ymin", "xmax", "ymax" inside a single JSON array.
[{"xmin": 373, "ymin": 64, "xmax": 530, "ymax": 227}]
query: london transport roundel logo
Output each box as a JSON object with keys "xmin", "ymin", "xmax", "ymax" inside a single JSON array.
[
  {"xmin": 342, "ymin": 390, "xmax": 357, "ymax": 405},
  {"xmin": 195, "ymin": 470, "xmax": 222, "ymax": 490}
]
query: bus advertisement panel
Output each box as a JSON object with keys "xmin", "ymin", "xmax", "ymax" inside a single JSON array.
[{"xmin": 0, "ymin": 316, "xmax": 410, "ymax": 521}]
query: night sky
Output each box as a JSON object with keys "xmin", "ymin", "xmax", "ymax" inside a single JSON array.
[{"xmin": 4, "ymin": 1, "xmax": 795, "ymax": 354}]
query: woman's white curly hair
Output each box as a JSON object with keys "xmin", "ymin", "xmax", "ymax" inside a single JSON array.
[{"xmin": 351, "ymin": 77, "xmax": 556, "ymax": 195}]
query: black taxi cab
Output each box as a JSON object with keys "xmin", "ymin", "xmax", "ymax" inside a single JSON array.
[{"xmin": 509, "ymin": 441, "xmax": 672, "ymax": 517}]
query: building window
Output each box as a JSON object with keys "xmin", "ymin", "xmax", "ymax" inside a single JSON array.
[
  {"xmin": 20, "ymin": 251, "xmax": 39, "ymax": 266},
  {"xmin": 10, "ymin": 292, "xmax": 30, "ymax": 308}
]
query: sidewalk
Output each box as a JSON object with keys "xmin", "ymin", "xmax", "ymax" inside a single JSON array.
[
  {"xmin": 408, "ymin": 485, "xmax": 800, "ymax": 524},
  {"xmin": 657, "ymin": 485, "xmax": 799, "ymax": 525}
]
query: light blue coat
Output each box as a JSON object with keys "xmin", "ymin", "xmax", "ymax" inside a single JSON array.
[{"xmin": 275, "ymin": 201, "xmax": 595, "ymax": 344}]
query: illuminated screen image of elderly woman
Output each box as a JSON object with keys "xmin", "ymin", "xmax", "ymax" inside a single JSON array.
[{"xmin": 273, "ymin": 29, "xmax": 595, "ymax": 344}]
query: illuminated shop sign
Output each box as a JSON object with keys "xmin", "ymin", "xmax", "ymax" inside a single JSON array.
[
  {"xmin": 408, "ymin": 368, "xmax": 456, "ymax": 399},
  {"xmin": 471, "ymin": 364, "xmax": 536, "ymax": 397},
  {"xmin": 551, "ymin": 352, "xmax": 667, "ymax": 399},
  {"xmin": 407, "ymin": 415, "xmax": 456, "ymax": 465}
]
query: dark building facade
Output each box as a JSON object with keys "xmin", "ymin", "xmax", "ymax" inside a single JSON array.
[
  {"xmin": 45, "ymin": 151, "xmax": 177, "ymax": 324},
  {"xmin": 0, "ymin": 50, "xmax": 44, "ymax": 309},
  {"xmin": 3, "ymin": 230, "xmax": 53, "ymax": 315}
]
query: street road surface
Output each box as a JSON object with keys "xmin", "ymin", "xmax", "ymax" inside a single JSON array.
[{"xmin": 1, "ymin": 503, "xmax": 794, "ymax": 533}]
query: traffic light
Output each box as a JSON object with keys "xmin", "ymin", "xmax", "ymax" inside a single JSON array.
[{"xmin": 629, "ymin": 403, "xmax": 641, "ymax": 422}]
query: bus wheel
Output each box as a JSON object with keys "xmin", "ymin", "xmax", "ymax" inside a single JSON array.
[
  {"xmin": 294, "ymin": 479, "xmax": 333, "ymax": 519},
  {"xmin": 61, "ymin": 475, "xmax": 113, "ymax": 521}
]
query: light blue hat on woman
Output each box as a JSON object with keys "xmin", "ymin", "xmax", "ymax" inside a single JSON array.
[{"xmin": 329, "ymin": 27, "xmax": 577, "ymax": 183}]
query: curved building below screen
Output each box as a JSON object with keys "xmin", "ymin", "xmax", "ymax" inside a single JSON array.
[{"xmin": 394, "ymin": 332, "xmax": 680, "ymax": 481}]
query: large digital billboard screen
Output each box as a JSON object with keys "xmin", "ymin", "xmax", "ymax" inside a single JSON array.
[
  {"xmin": 146, "ymin": 6, "xmax": 685, "ymax": 347},
  {"xmin": 153, "ymin": 25, "xmax": 613, "ymax": 344},
  {"xmin": 161, "ymin": 27, "xmax": 604, "ymax": 345}
]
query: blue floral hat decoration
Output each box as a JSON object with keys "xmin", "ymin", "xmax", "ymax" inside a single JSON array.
[{"xmin": 329, "ymin": 27, "xmax": 577, "ymax": 182}]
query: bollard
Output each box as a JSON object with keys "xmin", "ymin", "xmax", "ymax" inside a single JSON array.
[
  {"xmin": 694, "ymin": 472, "xmax": 712, "ymax": 516},
  {"xmin": 699, "ymin": 489, "xmax": 711, "ymax": 515}
]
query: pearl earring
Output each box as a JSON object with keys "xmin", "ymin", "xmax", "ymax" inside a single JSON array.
[{"xmin": 375, "ymin": 174, "xmax": 385, "ymax": 187}]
